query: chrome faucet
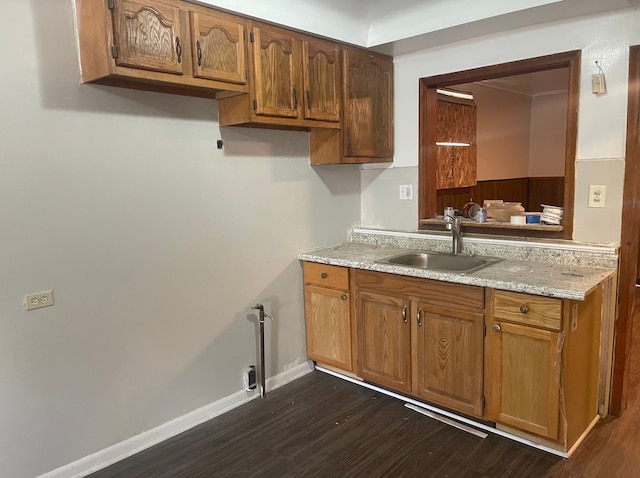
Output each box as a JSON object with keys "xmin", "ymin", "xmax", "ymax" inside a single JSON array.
[{"xmin": 446, "ymin": 216, "xmax": 463, "ymax": 254}]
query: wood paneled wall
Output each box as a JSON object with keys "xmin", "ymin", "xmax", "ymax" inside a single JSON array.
[{"xmin": 435, "ymin": 177, "xmax": 564, "ymax": 214}]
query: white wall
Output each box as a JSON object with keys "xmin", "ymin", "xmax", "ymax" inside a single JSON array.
[
  {"xmin": 0, "ymin": 1, "xmax": 361, "ymax": 477},
  {"xmin": 365, "ymin": 7, "xmax": 638, "ymax": 244},
  {"xmin": 529, "ymin": 92, "xmax": 568, "ymax": 177},
  {"xmin": 464, "ymin": 84, "xmax": 532, "ymax": 181}
]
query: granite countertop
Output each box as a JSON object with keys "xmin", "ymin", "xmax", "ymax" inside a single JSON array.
[{"xmin": 298, "ymin": 242, "xmax": 616, "ymax": 300}]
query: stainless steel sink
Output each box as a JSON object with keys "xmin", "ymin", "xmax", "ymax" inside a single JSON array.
[{"xmin": 377, "ymin": 251, "xmax": 502, "ymax": 273}]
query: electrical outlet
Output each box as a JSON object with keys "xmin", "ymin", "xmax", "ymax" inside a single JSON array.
[
  {"xmin": 24, "ymin": 290, "xmax": 54, "ymax": 311},
  {"xmin": 588, "ymin": 185, "xmax": 606, "ymax": 208},
  {"xmin": 399, "ymin": 185, "xmax": 414, "ymax": 200}
]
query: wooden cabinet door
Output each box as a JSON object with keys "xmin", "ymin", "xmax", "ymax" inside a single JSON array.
[
  {"xmin": 112, "ymin": 0, "xmax": 185, "ymax": 75},
  {"xmin": 304, "ymin": 285, "xmax": 352, "ymax": 371},
  {"xmin": 190, "ymin": 11, "xmax": 246, "ymax": 84},
  {"xmin": 436, "ymin": 99, "xmax": 477, "ymax": 189},
  {"xmin": 302, "ymin": 38, "xmax": 340, "ymax": 122},
  {"xmin": 416, "ymin": 303, "xmax": 484, "ymax": 417},
  {"xmin": 250, "ymin": 25, "xmax": 300, "ymax": 118},
  {"xmin": 356, "ymin": 291, "xmax": 411, "ymax": 393},
  {"xmin": 489, "ymin": 321, "xmax": 560, "ymax": 440},
  {"xmin": 343, "ymin": 50, "xmax": 393, "ymax": 159}
]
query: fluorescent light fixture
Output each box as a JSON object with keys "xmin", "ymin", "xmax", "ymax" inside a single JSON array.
[
  {"xmin": 436, "ymin": 88, "xmax": 474, "ymax": 100},
  {"xmin": 436, "ymin": 141, "xmax": 471, "ymax": 146}
]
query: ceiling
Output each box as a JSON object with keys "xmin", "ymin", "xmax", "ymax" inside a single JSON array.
[{"xmin": 195, "ymin": 0, "xmax": 638, "ymax": 55}]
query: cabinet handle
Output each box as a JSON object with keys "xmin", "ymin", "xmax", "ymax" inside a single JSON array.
[
  {"xmin": 493, "ymin": 324, "xmax": 501, "ymax": 332},
  {"xmin": 196, "ymin": 40, "xmax": 202, "ymax": 67},
  {"xmin": 321, "ymin": 272, "xmax": 327, "ymax": 279},
  {"xmin": 520, "ymin": 305, "xmax": 529, "ymax": 314},
  {"xmin": 306, "ymin": 90, "xmax": 311, "ymax": 110},
  {"xmin": 341, "ymin": 295, "xmax": 347, "ymax": 301},
  {"xmin": 402, "ymin": 305, "xmax": 407, "ymax": 323},
  {"xmin": 293, "ymin": 88, "xmax": 298, "ymax": 109},
  {"xmin": 417, "ymin": 308, "xmax": 423, "ymax": 327},
  {"xmin": 176, "ymin": 36, "xmax": 182, "ymax": 64}
]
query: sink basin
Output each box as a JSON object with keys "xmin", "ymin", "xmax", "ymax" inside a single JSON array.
[{"xmin": 377, "ymin": 251, "xmax": 502, "ymax": 273}]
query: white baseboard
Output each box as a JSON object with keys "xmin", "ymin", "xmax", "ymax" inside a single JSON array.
[{"xmin": 39, "ymin": 361, "xmax": 314, "ymax": 478}]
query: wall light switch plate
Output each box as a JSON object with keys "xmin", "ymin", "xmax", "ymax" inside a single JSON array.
[
  {"xmin": 399, "ymin": 185, "xmax": 414, "ymax": 200},
  {"xmin": 588, "ymin": 185, "xmax": 606, "ymax": 208},
  {"xmin": 24, "ymin": 290, "xmax": 54, "ymax": 311}
]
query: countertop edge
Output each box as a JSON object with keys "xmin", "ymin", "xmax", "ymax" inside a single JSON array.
[{"xmin": 298, "ymin": 246, "xmax": 616, "ymax": 301}]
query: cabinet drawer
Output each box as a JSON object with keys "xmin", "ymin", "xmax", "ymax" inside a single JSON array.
[
  {"xmin": 493, "ymin": 291, "xmax": 561, "ymax": 331},
  {"xmin": 303, "ymin": 262, "xmax": 349, "ymax": 290}
]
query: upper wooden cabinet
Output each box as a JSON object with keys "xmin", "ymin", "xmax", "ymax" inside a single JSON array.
[
  {"xmin": 75, "ymin": 0, "xmax": 248, "ymax": 98},
  {"xmin": 189, "ymin": 10, "xmax": 247, "ymax": 84},
  {"xmin": 218, "ymin": 23, "xmax": 341, "ymax": 129},
  {"xmin": 112, "ymin": 0, "xmax": 184, "ymax": 75},
  {"xmin": 310, "ymin": 48, "xmax": 394, "ymax": 164},
  {"xmin": 302, "ymin": 39, "xmax": 340, "ymax": 122},
  {"xmin": 436, "ymin": 95, "xmax": 477, "ymax": 189}
]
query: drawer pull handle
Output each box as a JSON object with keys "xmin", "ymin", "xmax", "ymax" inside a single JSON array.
[
  {"xmin": 520, "ymin": 305, "xmax": 529, "ymax": 314},
  {"xmin": 493, "ymin": 324, "xmax": 501, "ymax": 332},
  {"xmin": 402, "ymin": 305, "xmax": 408, "ymax": 323},
  {"xmin": 341, "ymin": 295, "xmax": 347, "ymax": 301},
  {"xmin": 321, "ymin": 273, "xmax": 327, "ymax": 279},
  {"xmin": 417, "ymin": 308, "xmax": 423, "ymax": 327}
]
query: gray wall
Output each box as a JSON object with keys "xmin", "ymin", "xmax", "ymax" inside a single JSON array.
[{"xmin": 0, "ymin": 1, "xmax": 361, "ymax": 476}]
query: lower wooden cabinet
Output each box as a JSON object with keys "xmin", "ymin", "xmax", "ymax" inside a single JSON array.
[
  {"xmin": 486, "ymin": 288, "xmax": 602, "ymax": 449},
  {"xmin": 301, "ymin": 261, "xmax": 604, "ymax": 452},
  {"xmin": 354, "ymin": 269, "xmax": 485, "ymax": 417},
  {"xmin": 356, "ymin": 291, "xmax": 411, "ymax": 393},
  {"xmin": 303, "ymin": 262, "xmax": 353, "ymax": 372},
  {"xmin": 416, "ymin": 303, "xmax": 484, "ymax": 417},
  {"xmin": 489, "ymin": 320, "xmax": 561, "ymax": 439}
]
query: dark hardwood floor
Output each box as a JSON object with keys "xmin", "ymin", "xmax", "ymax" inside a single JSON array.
[
  {"xmin": 89, "ymin": 371, "xmax": 560, "ymax": 478},
  {"xmin": 90, "ymin": 290, "xmax": 640, "ymax": 478}
]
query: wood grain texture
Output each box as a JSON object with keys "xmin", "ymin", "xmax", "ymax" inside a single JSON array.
[
  {"xmin": 416, "ymin": 303, "xmax": 484, "ymax": 417},
  {"xmin": 302, "ymin": 38, "xmax": 340, "ymax": 122},
  {"xmin": 435, "ymin": 177, "xmax": 563, "ymax": 216},
  {"xmin": 251, "ymin": 24, "xmax": 299, "ymax": 118},
  {"xmin": 493, "ymin": 290, "xmax": 562, "ymax": 331},
  {"xmin": 88, "ymin": 370, "xmax": 563, "ymax": 478},
  {"xmin": 490, "ymin": 321, "xmax": 560, "ymax": 440},
  {"xmin": 547, "ymin": 287, "xmax": 640, "ymax": 476},
  {"xmin": 611, "ymin": 45, "xmax": 640, "ymax": 415},
  {"xmin": 356, "ymin": 291, "xmax": 412, "ymax": 393},
  {"xmin": 436, "ymin": 99, "xmax": 477, "ymax": 189},
  {"xmin": 76, "ymin": 0, "xmax": 250, "ymax": 96},
  {"xmin": 342, "ymin": 49, "xmax": 393, "ymax": 159},
  {"xmin": 354, "ymin": 269, "xmax": 484, "ymax": 310},
  {"xmin": 190, "ymin": 10, "xmax": 246, "ymax": 84},
  {"xmin": 113, "ymin": 0, "xmax": 183, "ymax": 74},
  {"xmin": 303, "ymin": 262, "xmax": 349, "ymax": 289},
  {"xmin": 304, "ymin": 285, "xmax": 352, "ymax": 371},
  {"xmin": 562, "ymin": 289, "xmax": 602, "ymax": 450}
]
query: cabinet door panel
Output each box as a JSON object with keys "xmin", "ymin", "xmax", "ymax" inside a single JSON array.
[
  {"xmin": 343, "ymin": 51, "xmax": 393, "ymax": 158},
  {"xmin": 302, "ymin": 39, "xmax": 340, "ymax": 122},
  {"xmin": 356, "ymin": 291, "xmax": 411, "ymax": 393},
  {"xmin": 490, "ymin": 321, "xmax": 560, "ymax": 440},
  {"xmin": 190, "ymin": 11, "xmax": 246, "ymax": 84},
  {"xmin": 417, "ymin": 304, "xmax": 484, "ymax": 416},
  {"xmin": 304, "ymin": 285, "xmax": 351, "ymax": 371},
  {"xmin": 251, "ymin": 26, "xmax": 299, "ymax": 118},
  {"xmin": 436, "ymin": 99, "xmax": 477, "ymax": 189},
  {"xmin": 112, "ymin": 0, "xmax": 184, "ymax": 75}
]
